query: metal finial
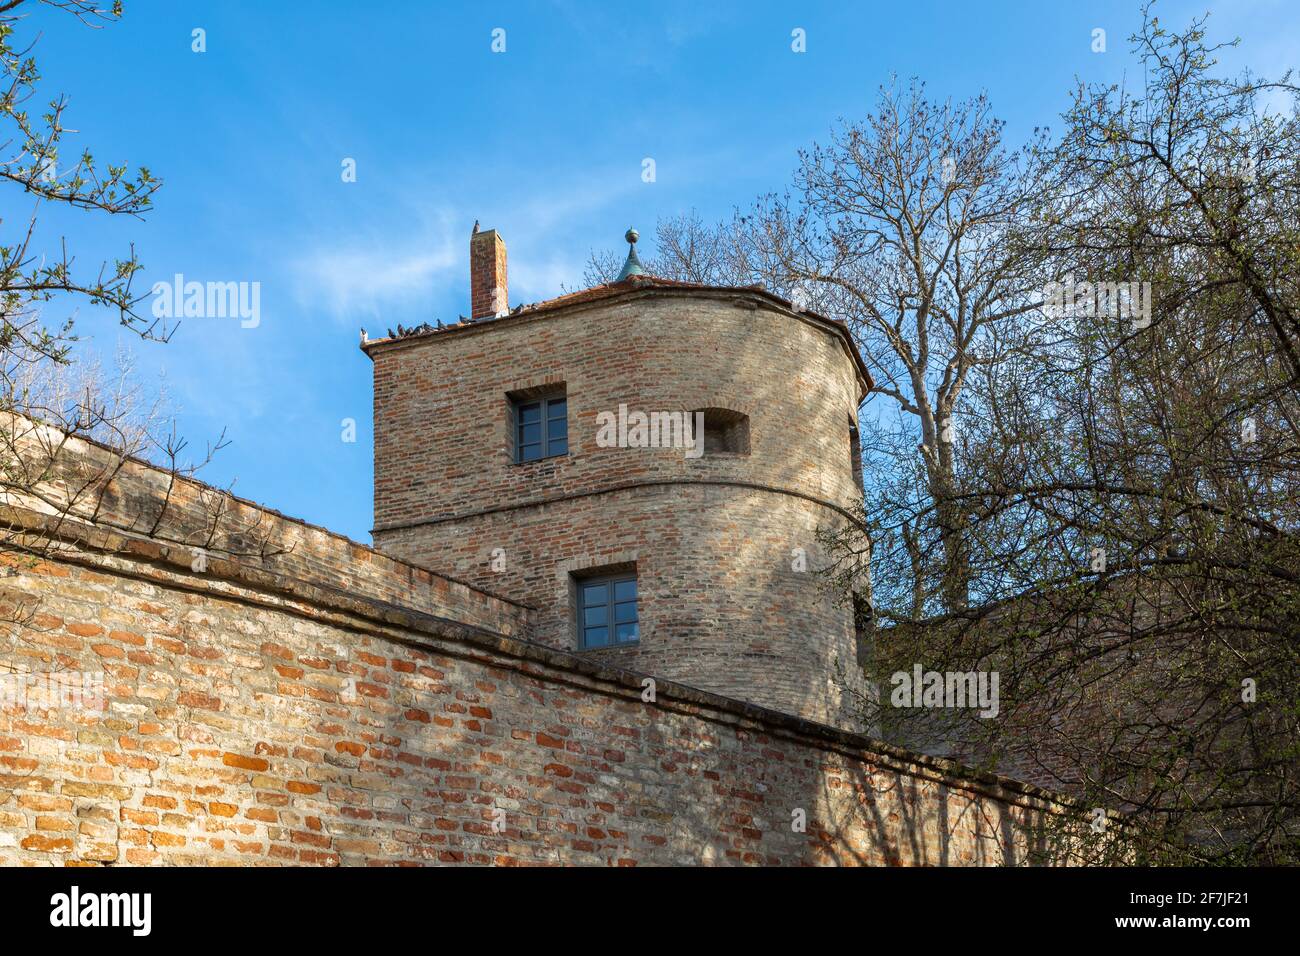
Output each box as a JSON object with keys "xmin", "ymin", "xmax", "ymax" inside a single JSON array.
[{"xmin": 616, "ymin": 226, "xmax": 646, "ymax": 281}]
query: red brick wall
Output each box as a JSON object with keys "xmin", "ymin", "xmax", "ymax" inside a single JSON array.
[{"xmin": 0, "ymin": 503, "xmax": 1090, "ymax": 866}]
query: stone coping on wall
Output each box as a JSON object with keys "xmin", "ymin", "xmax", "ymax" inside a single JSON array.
[
  {"xmin": 0, "ymin": 499, "xmax": 1101, "ymax": 823},
  {"xmin": 0, "ymin": 415, "xmax": 532, "ymax": 637}
]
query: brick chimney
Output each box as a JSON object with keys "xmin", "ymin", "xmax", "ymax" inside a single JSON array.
[{"xmin": 470, "ymin": 225, "xmax": 507, "ymax": 319}]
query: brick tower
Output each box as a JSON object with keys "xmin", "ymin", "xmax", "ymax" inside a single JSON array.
[{"xmin": 361, "ymin": 226, "xmax": 873, "ymax": 729}]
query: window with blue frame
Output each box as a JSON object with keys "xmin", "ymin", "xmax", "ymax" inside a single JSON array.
[
  {"xmin": 513, "ymin": 391, "xmax": 567, "ymax": 462},
  {"xmin": 577, "ymin": 573, "xmax": 638, "ymax": 648}
]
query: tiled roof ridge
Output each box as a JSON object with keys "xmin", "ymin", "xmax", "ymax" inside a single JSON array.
[
  {"xmin": 364, "ymin": 275, "xmax": 800, "ymax": 346},
  {"xmin": 357, "ymin": 275, "xmax": 874, "ymax": 397}
]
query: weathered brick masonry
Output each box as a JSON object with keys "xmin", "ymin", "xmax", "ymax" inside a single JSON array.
[
  {"xmin": 0, "ymin": 435, "xmax": 1091, "ymax": 865},
  {"xmin": 367, "ymin": 280, "xmax": 874, "ymax": 729}
]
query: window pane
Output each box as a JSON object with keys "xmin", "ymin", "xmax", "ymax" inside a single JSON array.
[
  {"xmin": 547, "ymin": 417, "xmax": 567, "ymax": 441},
  {"xmin": 548, "ymin": 436, "xmax": 568, "ymax": 456},
  {"xmin": 576, "ymin": 573, "xmax": 638, "ymax": 651},
  {"xmin": 518, "ymin": 443, "xmax": 541, "ymax": 462},
  {"xmin": 517, "ymin": 402, "xmax": 541, "ymax": 424},
  {"xmin": 519, "ymin": 422, "xmax": 541, "ymax": 444}
]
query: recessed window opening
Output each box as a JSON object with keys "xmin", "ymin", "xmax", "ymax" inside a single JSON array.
[{"xmin": 692, "ymin": 407, "xmax": 750, "ymax": 456}]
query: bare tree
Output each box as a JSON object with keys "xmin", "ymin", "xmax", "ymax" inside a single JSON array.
[
  {"xmin": 0, "ymin": 3, "xmax": 282, "ymax": 649},
  {"xmin": 592, "ymin": 83, "xmax": 1049, "ymax": 614},
  {"xmin": 1044, "ymin": 1, "xmax": 1300, "ymax": 384},
  {"xmin": 865, "ymin": 6, "xmax": 1300, "ymax": 864}
]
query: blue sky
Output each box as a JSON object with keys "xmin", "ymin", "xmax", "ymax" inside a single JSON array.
[{"xmin": 11, "ymin": 0, "xmax": 1296, "ymax": 542}]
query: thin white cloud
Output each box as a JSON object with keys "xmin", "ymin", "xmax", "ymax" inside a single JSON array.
[
  {"xmin": 288, "ymin": 211, "xmax": 462, "ymax": 324},
  {"xmin": 283, "ymin": 167, "xmax": 644, "ymax": 324}
]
